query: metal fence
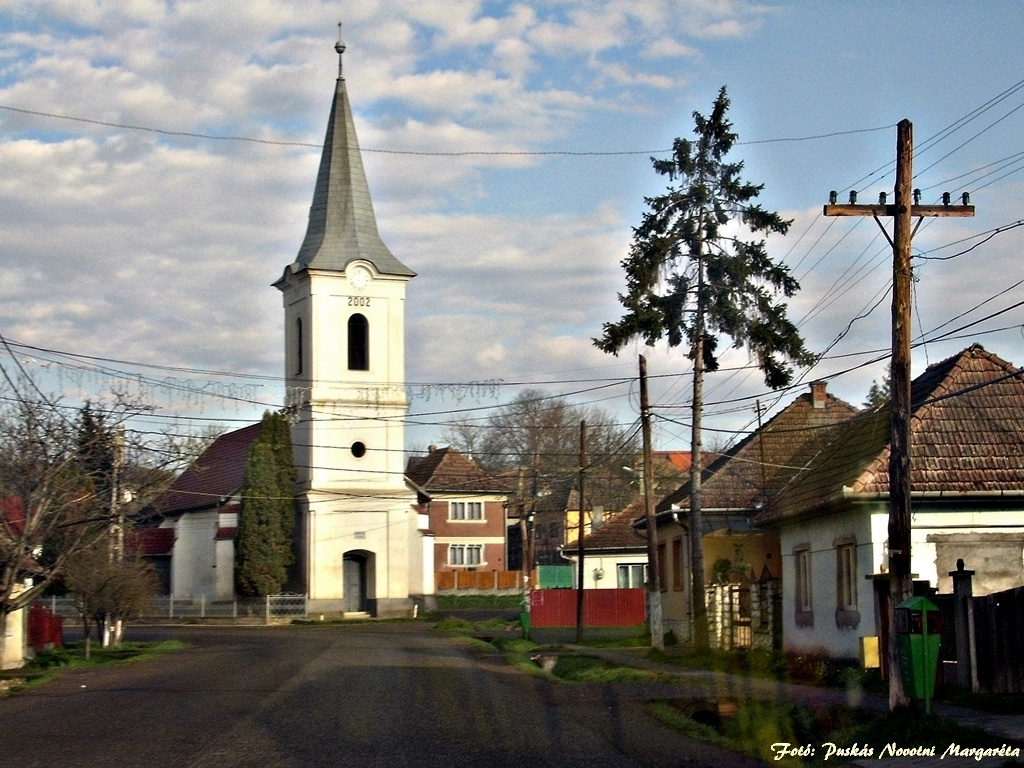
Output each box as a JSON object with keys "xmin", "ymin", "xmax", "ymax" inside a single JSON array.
[{"xmin": 35, "ymin": 594, "xmax": 308, "ymax": 622}]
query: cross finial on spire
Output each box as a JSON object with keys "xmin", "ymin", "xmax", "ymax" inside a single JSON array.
[{"xmin": 335, "ymin": 22, "xmax": 346, "ymax": 80}]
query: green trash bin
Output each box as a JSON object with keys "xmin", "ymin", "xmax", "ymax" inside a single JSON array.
[
  {"xmin": 519, "ymin": 595, "xmax": 531, "ymax": 640},
  {"xmin": 894, "ymin": 596, "xmax": 941, "ymax": 712}
]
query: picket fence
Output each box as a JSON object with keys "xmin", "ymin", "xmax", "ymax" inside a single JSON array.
[{"xmin": 36, "ymin": 594, "xmax": 308, "ymax": 623}]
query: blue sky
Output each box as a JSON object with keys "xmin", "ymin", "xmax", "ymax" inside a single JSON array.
[{"xmin": 2, "ymin": 0, "xmax": 1024, "ymax": 456}]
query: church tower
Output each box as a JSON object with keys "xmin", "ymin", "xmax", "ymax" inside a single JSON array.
[{"xmin": 274, "ymin": 30, "xmax": 431, "ymax": 616}]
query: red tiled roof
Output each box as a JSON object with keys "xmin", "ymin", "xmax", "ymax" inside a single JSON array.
[
  {"xmin": 405, "ymin": 446, "xmax": 511, "ymax": 493},
  {"xmin": 758, "ymin": 344, "xmax": 1024, "ymax": 523},
  {"xmin": 215, "ymin": 526, "xmax": 237, "ymax": 541},
  {"xmin": 151, "ymin": 423, "xmax": 260, "ymax": 515}
]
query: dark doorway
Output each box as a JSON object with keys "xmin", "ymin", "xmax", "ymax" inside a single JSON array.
[{"xmin": 343, "ymin": 553, "xmax": 367, "ymax": 613}]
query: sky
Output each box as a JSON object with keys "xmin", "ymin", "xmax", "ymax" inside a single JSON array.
[{"xmin": 2, "ymin": 0, "xmax": 1024, "ymax": 460}]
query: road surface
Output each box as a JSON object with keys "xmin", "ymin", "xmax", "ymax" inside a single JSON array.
[{"xmin": 1, "ymin": 623, "xmax": 766, "ymax": 768}]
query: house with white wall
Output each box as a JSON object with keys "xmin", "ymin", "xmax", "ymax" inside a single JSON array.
[
  {"xmin": 756, "ymin": 345, "xmax": 1024, "ymax": 660},
  {"xmin": 144, "ymin": 423, "xmax": 258, "ymax": 599},
  {"xmin": 562, "ymin": 499, "xmax": 648, "ymax": 590},
  {"xmin": 650, "ymin": 380, "xmax": 859, "ymax": 644}
]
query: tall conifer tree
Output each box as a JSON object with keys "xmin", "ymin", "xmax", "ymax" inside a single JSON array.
[
  {"xmin": 235, "ymin": 412, "xmax": 296, "ymax": 596},
  {"xmin": 596, "ymin": 87, "xmax": 813, "ymax": 649}
]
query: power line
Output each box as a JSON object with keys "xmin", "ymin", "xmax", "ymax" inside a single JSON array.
[{"xmin": 0, "ymin": 103, "xmax": 895, "ymax": 157}]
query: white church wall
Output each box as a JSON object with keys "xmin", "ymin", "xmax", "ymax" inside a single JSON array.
[{"xmin": 170, "ymin": 509, "xmax": 219, "ymax": 599}]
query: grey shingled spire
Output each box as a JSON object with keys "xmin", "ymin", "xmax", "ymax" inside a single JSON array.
[{"xmin": 292, "ymin": 30, "xmax": 415, "ymax": 277}]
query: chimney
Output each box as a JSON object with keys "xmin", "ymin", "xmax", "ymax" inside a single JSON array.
[
  {"xmin": 428, "ymin": 445, "xmax": 437, "ymax": 453},
  {"xmin": 592, "ymin": 505, "xmax": 605, "ymax": 531},
  {"xmin": 810, "ymin": 381, "xmax": 827, "ymax": 409}
]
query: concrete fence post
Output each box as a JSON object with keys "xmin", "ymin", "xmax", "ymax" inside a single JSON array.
[{"xmin": 949, "ymin": 559, "xmax": 978, "ymax": 692}]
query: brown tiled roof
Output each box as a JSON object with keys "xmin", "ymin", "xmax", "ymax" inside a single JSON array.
[
  {"xmin": 566, "ymin": 498, "xmax": 647, "ymax": 553},
  {"xmin": 659, "ymin": 382, "xmax": 859, "ymax": 514},
  {"xmin": 404, "ymin": 446, "xmax": 510, "ymax": 493},
  {"xmin": 151, "ymin": 423, "xmax": 260, "ymax": 515},
  {"xmin": 758, "ymin": 344, "xmax": 1024, "ymax": 523}
]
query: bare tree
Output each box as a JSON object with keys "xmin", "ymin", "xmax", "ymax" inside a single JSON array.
[
  {"xmin": 0, "ymin": 364, "xmax": 205, "ymax": 663},
  {"xmin": 63, "ymin": 541, "xmax": 157, "ymax": 658},
  {"xmin": 441, "ymin": 389, "xmax": 640, "ymax": 510}
]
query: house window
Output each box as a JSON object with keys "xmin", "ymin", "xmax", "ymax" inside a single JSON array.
[
  {"xmin": 348, "ymin": 313, "xmax": 369, "ymax": 371},
  {"xmin": 450, "ymin": 501, "xmax": 483, "ymax": 521},
  {"xmin": 657, "ymin": 542, "xmax": 667, "ymax": 592},
  {"xmin": 837, "ymin": 543, "xmax": 857, "ymax": 610},
  {"xmin": 835, "ymin": 539, "xmax": 861, "ymax": 628},
  {"xmin": 449, "ymin": 544, "xmax": 482, "ymax": 566},
  {"xmin": 617, "ymin": 563, "xmax": 646, "ymax": 588},
  {"xmin": 295, "ymin": 317, "xmax": 303, "ymax": 375},
  {"xmin": 794, "ymin": 545, "xmax": 813, "ymax": 627},
  {"xmin": 672, "ymin": 537, "xmax": 686, "ymax": 591}
]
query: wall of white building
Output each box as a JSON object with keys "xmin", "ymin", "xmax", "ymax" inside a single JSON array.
[
  {"xmin": 167, "ymin": 510, "xmax": 219, "ymax": 599},
  {"xmin": 780, "ymin": 502, "xmax": 1024, "ymax": 660}
]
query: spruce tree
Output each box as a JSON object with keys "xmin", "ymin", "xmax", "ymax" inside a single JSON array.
[{"xmin": 595, "ymin": 87, "xmax": 814, "ymax": 649}]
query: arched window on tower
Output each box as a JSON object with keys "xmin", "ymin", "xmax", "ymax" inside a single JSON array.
[
  {"xmin": 295, "ymin": 317, "xmax": 304, "ymax": 375},
  {"xmin": 348, "ymin": 313, "xmax": 369, "ymax": 371}
]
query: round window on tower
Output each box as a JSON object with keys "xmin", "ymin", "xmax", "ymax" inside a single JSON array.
[{"xmin": 351, "ymin": 441, "xmax": 366, "ymax": 459}]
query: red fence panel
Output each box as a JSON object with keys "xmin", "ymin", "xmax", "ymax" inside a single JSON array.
[
  {"xmin": 529, "ymin": 588, "xmax": 646, "ymax": 628},
  {"xmin": 28, "ymin": 604, "xmax": 63, "ymax": 651}
]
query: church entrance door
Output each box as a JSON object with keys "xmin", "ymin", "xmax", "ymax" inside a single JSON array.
[{"xmin": 342, "ymin": 553, "xmax": 367, "ymax": 613}]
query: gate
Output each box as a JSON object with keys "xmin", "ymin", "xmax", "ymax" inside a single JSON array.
[{"xmin": 707, "ymin": 582, "xmax": 752, "ymax": 650}]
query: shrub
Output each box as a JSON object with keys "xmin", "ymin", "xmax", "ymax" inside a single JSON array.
[{"xmin": 31, "ymin": 647, "xmax": 72, "ymax": 669}]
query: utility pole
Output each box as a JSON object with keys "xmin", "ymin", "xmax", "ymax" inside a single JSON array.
[
  {"xmin": 639, "ymin": 355, "xmax": 664, "ymax": 650},
  {"xmin": 824, "ymin": 118, "xmax": 974, "ymax": 709},
  {"xmin": 575, "ymin": 419, "xmax": 587, "ymax": 643}
]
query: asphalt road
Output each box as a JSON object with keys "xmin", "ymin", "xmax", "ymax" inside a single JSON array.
[{"xmin": 1, "ymin": 623, "xmax": 767, "ymax": 768}]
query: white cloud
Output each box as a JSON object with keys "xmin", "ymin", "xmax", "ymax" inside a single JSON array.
[{"xmin": 2, "ymin": 0, "xmax": 1023, "ymax": 450}]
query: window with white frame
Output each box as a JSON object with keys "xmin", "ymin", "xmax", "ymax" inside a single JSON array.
[
  {"xmin": 794, "ymin": 545, "xmax": 813, "ymax": 627},
  {"xmin": 834, "ymin": 538, "xmax": 861, "ymax": 628},
  {"xmin": 836, "ymin": 542, "xmax": 857, "ymax": 610},
  {"xmin": 449, "ymin": 501, "xmax": 483, "ymax": 521},
  {"xmin": 448, "ymin": 544, "xmax": 482, "ymax": 566},
  {"xmin": 617, "ymin": 563, "xmax": 646, "ymax": 588}
]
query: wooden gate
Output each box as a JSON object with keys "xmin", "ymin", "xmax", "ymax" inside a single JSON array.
[
  {"xmin": 973, "ymin": 586, "xmax": 1024, "ymax": 693},
  {"xmin": 929, "ymin": 585, "xmax": 1023, "ymax": 694}
]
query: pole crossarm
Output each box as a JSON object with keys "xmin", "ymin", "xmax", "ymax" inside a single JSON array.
[
  {"xmin": 820, "ymin": 118, "xmax": 975, "ymax": 710},
  {"xmin": 824, "ymin": 204, "xmax": 975, "ymax": 218}
]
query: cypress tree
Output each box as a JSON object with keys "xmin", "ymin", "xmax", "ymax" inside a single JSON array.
[{"xmin": 235, "ymin": 412, "xmax": 297, "ymax": 596}]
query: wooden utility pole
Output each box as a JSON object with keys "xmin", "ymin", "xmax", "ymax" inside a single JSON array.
[
  {"xmin": 824, "ymin": 119, "xmax": 974, "ymax": 709},
  {"xmin": 689, "ymin": 226, "xmax": 709, "ymax": 652},
  {"xmin": 575, "ymin": 419, "xmax": 587, "ymax": 642},
  {"xmin": 639, "ymin": 355, "xmax": 664, "ymax": 650}
]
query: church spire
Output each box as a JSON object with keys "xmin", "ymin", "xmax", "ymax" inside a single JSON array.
[{"xmin": 290, "ymin": 31, "xmax": 415, "ymax": 277}]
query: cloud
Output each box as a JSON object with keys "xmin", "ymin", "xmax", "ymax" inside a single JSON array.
[{"xmin": 3, "ymin": 0, "xmax": 1022, "ymax": 452}]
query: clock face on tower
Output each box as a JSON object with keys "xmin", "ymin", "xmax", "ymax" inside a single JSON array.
[{"xmin": 348, "ymin": 265, "xmax": 370, "ymax": 291}]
